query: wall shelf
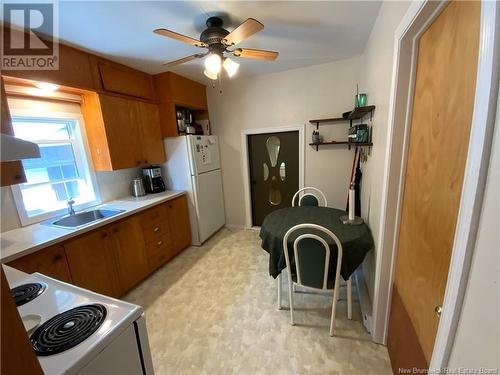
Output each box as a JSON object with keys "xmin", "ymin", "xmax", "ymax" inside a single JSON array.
[
  {"xmin": 309, "ymin": 105, "xmax": 376, "ymax": 129},
  {"xmin": 309, "ymin": 141, "xmax": 373, "ymax": 151}
]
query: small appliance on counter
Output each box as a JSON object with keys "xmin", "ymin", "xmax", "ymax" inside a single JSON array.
[
  {"xmin": 142, "ymin": 166, "xmax": 166, "ymax": 194},
  {"xmin": 131, "ymin": 178, "xmax": 146, "ymax": 197}
]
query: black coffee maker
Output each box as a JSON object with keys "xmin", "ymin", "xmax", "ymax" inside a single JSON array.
[{"xmin": 142, "ymin": 166, "xmax": 166, "ymax": 193}]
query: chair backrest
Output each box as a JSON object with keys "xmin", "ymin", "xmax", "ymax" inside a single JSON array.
[
  {"xmin": 291, "ymin": 187, "xmax": 328, "ymax": 207},
  {"xmin": 282, "ymin": 223, "xmax": 343, "ymax": 291}
]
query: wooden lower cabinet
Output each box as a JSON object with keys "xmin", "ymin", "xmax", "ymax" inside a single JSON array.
[
  {"xmin": 139, "ymin": 195, "xmax": 191, "ymax": 271},
  {"xmin": 64, "ymin": 228, "xmax": 122, "ymax": 298},
  {"xmin": 5, "ymin": 195, "xmax": 192, "ymax": 298},
  {"xmin": 144, "ymin": 232, "xmax": 175, "ymax": 272},
  {"xmin": 109, "ymin": 216, "xmax": 149, "ymax": 292},
  {"xmin": 8, "ymin": 245, "xmax": 72, "ymax": 283},
  {"xmin": 167, "ymin": 195, "xmax": 191, "ymax": 253}
]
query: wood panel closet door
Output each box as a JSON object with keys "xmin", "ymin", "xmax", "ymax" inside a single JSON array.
[{"xmin": 387, "ymin": 1, "xmax": 480, "ymax": 372}]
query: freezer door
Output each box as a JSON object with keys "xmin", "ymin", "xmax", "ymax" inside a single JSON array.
[
  {"xmin": 188, "ymin": 135, "xmax": 221, "ymax": 175},
  {"xmin": 192, "ymin": 169, "xmax": 225, "ymax": 243}
]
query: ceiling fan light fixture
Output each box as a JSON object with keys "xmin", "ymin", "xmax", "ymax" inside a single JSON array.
[
  {"xmin": 204, "ymin": 53, "xmax": 222, "ymax": 74},
  {"xmin": 204, "ymin": 69, "xmax": 218, "ymax": 80},
  {"xmin": 223, "ymin": 57, "xmax": 239, "ymax": 78}
]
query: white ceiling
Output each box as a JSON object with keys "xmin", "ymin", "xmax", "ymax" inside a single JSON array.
[{"xmin": 8, "ymin": 1, "xmax": 382, "ymax": 83}]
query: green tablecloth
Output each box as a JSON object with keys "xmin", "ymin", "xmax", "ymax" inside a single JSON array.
[{"xmin": 259, "ymin": 206, "xmax": 374, "ymax": 280}]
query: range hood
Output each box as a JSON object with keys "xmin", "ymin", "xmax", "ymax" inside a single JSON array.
[{"xmin": 1, "ymin": 134, "xmax": 40, "ymax": 161}]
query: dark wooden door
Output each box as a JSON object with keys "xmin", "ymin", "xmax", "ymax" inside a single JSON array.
[
  {"xmin": 248, "ymin": 131, "xmax": 299, "ymax": 226},
  {"xmin": 387, "ymin": 1, "xmax": 480, "ymax": 372}
]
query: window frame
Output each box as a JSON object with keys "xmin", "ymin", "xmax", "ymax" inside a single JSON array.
[{"xmin": 8, "ymin": 98, "xmax": 101, "ymax": 226}]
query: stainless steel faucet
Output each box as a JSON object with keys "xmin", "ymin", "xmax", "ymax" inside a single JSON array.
[{"xmin": 67, "ymin": 198, "xmax": 75, "ymax": 216}]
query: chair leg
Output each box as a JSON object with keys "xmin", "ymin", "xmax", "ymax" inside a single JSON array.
[
  {"xmin": 289, "ymin": 281, "xmax": 295, "ymax": 325},
  {"xmin": 347, "ymin": 277, "xmax": 352, "ymax": 320},
  {"xmin": 277, "ymin": 273, "xmax": 282, "ymax": 310},
  {"xmin": 330, "ymin": 285, "xmax": 339, "ymax": 336}
]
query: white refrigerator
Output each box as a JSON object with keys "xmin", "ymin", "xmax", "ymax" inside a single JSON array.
[{"xmin": 162, "ymin": 135, "xmax": 226, "ymax": 245}]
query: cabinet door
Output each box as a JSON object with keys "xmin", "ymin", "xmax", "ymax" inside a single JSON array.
[
  {"xmin": 99, "ymin": 94, "xmax": 143, "ymax": 169},
  {"xmin": 135, "ymin": 101, "xmax": 165, "ymax": 165},
  {"xmin": 1, "ymin": 77, "xmax": 26, "ymax": 186},
  {"xmin": 8, "ymin": 245, "xmax": 72, "ymax": 283},
  {"xmin": 166, "ymin": 196, "xmax": 191, "ymax": 254},
  {"xmin": 64, "ymin": 229, "xmax": 122, "ymax": 297},
  {"xmin": 110, "ymin": 217, "xmax": 149, "ymax": 292},
  {"xmin": 97, "ymin": 61, "xmax": 155, "ymax": 101}
]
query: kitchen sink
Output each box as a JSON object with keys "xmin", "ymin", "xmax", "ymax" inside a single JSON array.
[{"xmin": 44, "ymin": 208, "xmax": 125, "ymax": 229}]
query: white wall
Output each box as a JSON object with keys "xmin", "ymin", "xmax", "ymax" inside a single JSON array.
[
  {"xmin": 0, "ymin": 168, "xmax": 142, "ymax": 233},
  {"xmin": 207, "ymin": 57, "xmax": 361, "ymax": 227},
  {"xmin": 357, "ymin": 0, "xmax": 411, "ymax": 301},
  {"xmin": 447, "ymin": 92, "xmax": 500, "ymax": 370}
]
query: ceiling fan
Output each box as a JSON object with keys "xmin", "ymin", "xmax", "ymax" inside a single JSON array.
[{"xmin": 154, "ymin": 16, "xmax": 279, "ymax": 80}]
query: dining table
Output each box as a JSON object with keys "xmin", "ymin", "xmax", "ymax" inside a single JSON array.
[{"xmin": 259, "ymin": 206, "xmax": 374, "ymax": 308}]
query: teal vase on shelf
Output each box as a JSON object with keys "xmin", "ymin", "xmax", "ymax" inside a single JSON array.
[{"xmin": 355, "ymin": 93, "xmax": 367, "ymax": 107}]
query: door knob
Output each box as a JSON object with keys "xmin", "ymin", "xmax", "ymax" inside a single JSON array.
[{"xmin": 435, "ymin": 305, "xmax": 442, "ymax": 318}]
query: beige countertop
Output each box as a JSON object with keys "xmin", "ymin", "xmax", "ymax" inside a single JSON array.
[{"xmin": 0, "ymin": 190, "xmax": 186, "ymax": 263}]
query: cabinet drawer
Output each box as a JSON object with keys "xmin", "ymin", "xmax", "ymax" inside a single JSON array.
[
  {"xmin": 142, "ymin": 222, "xmax": 169, "ymax": 244},
  {"xmin": 145, "ymin": 233, "xmax": 173, "ymax": 271},
  {"xmin": 139, "ymin": 204, "xmax": 168, "ymax": 228}
]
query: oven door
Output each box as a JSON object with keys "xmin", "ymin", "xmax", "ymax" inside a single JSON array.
[{"xmin": 78, "ymin": 315, "xmax": 154, "ymax": 375}]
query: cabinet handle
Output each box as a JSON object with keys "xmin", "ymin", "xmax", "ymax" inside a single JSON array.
[
  {"xmin": 144, "ymin": 160, "xmax": 148, "ymax": 164},
  {"xmin": 113, "ymin": 228, "xmax": 118, "ymax": 233},
  {"xmin": 137, "ymin": 161, "xmax": 141, "ymax": 165},
  {"xmin": 54, "ymin": 254, "xmax": 62, "ymax": 261},
  {"xmin": 102, "ymin": 233, "xmax": 108, "ymax": 238},
  {"xmin": 169, "ymin": 205, "xmax": 172, "ymax": 209},
  {"xmin": 153, "ymin": 227, "xmax": 160, "ymax": 232},
  {"xmin": 157, "ymin": 241, "xmax": 163, "ymax": 246},
  {"xmin": 14, "ymin": 174, "xmax": 22, "ymax": 180}
]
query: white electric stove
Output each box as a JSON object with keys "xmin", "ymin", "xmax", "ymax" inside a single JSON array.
[{"xmin": 3, "ymin": 265, "xmax": 154, "ymax": 375}]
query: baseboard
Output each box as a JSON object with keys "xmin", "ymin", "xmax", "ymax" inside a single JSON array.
[
  {"xmin": 355, "ymin": 268, "xmax": 373, "ymax": 334},
  {"xmin": 224, "ymin": 224, "xmax": 246, "ymax": 230}
]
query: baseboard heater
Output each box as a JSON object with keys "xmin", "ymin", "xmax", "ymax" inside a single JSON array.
[{"xmin": 354, "ymin": 268, "xmax": 372, "ymax": 334}]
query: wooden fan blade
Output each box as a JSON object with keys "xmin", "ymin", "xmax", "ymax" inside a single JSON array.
[
  {"xmin": 154, "ymin": 28, "xmax": 207, "ymax": 47},
  {"xmin": 163, "ymin": 53, "xmax": 207, "ymax": 68},
  {"xmin": 233, "ymin": 48, "xmax": 279, "ymax": 61},
  {"xmin": 223, "ymin": 18, "xmax": 264, "ymax": 46}
]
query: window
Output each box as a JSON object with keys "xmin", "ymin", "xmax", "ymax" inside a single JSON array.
[{"xmin": 9, "ymin": 98, "xmax": 100, "ymax": 225}]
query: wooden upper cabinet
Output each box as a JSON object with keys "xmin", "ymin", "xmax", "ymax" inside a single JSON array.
[
  {"xmin": 1, "ymin": 77, "xmax": 26, "ymax": 186},
  {"xmin": 81, "ymin": 92, "xmax": 165, "ymax": 170},
  {"xmin": 135, "ymin": 100, "xmax": 165, "ymax": 165},
  {"xmin": 153, "ymin": 72, "xmax": 208, "ymax": 137},
  {"xmin": 64, "ymin": 228, "xmax": 122, "ymax": 298},
  {"xmin": 154, "ymin": 72, "xmax": 207, "ymax": 109},
  {"xmin": 93, "ymin": 58, "xmax": 155, "ymax": 101},
  {"xmin": 4, "ymin": 44, "xmax": 94, "ymax": 90},
  {"xmin": 7, "ymin": 245, "xmax": 72, "ymax": 283},
  {"xmin": 109, "ymin": 216, "xmax": 149, "ymax": 291}
]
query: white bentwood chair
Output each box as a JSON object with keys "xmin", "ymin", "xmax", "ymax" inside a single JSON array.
[
  {"xmin": 281, "ymin": 223, "xmax": 352, "ymax": 336},
  {"xmin": 291, "ymin": 187, "xmax": 328, "ymax": 207}
]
